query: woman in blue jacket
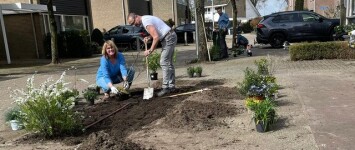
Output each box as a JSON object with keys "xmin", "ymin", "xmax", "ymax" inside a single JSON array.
[{"xmin": 96, "ymin": 40, "xmax": 134, "ymax": 99}]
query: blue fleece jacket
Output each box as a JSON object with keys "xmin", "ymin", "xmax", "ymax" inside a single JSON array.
[{"xmin": 96, "ymin": 53, "xmax": 128, "ymax": 84}]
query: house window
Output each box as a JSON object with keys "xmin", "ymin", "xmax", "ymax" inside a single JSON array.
[
  {"xmin": 205, "ymin": 8, "xmax": 210, "ymax": 14},
  {"xmin": 42, "ymin": 14, "xmax": 89, "ymax": 33},
  {"xmin": 63, "ymin": 16, "xmax": 85, "ymax": 31}
]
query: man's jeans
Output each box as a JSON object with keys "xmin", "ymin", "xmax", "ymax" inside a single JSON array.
[
  {"xmin": 219, "ymin": 30, "xmax": 228, "ymax": 58},
  {"xmin": 160, "ymin": 32, "xmax": 177, "ymax": 89}
]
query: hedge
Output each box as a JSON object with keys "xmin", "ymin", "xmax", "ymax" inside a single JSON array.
[{"xmin": 289, "ymin": 41, "xmax": 355, "ymax": 61}]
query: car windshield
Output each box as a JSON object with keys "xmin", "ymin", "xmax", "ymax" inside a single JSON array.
[
  {"xmin": 176, "ymin": 26, "xmax": 184, "ymax": 30},
  {"xmin": 108, "ymin": 26, "xmax": 122, "ymax": 34}
]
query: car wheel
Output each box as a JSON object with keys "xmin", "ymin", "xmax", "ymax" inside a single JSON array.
[
  {"xmin": 131, "ymin": 40, "xmax": 144, "ymax": 50},
  {"xmin": 270, "ymin": 33, "xmax": 285, "ymax": 48},
  {"xmin": 329, "ymin": 29, "xmax": 335, "ymax": 41}
]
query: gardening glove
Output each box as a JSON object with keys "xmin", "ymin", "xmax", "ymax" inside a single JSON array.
[
  {"xmin": 123, "ymin": 81, "xmax": 130, "ymax": 90},
  {"xmin": 110, "ymin": 86, "xmax": 119, "ymax": 94}
]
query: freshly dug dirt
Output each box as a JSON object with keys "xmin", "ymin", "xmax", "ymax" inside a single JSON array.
[{"xmin": 14, "ymin": 79, "xmax": 245, "ymax": 150}]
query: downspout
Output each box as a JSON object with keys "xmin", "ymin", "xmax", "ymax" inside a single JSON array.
[
  {"xmin": 172, "ymin": 0, "xmax": 175, "ymax": 25},
  {"xmin": 351, "ymin": 0, "xmax": 354, "ymax": 19},
  {"xmin": 29, "ymin": 0, "xmax": 39, "ymax": 59},
  {"xmin": 122, "ymin": 0, "xmax": 126, "ymax": 25},
  {"xmin": 212, "ymin": 0, "xmax": 214, "ymax": 29},
  {"xmin": 0, "ymin": 5, "xmax": 11, "ymax": 64},
  {"xmin": 345, "ymin": 0, "xmax": 351, "ymax": 24},
  {"xmin": 31, "ymin": 13, "xmax": 39, "ymax": 58},
  {"xmin": 313, "ymin": 0, "xmax": 316, "ymax": 12}
]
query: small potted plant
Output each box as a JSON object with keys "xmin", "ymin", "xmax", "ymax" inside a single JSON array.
[
  {"xmin": 62, "ymin": 89, "xmax": 80, "ymax": 105},
  {"xmin": 229, "ymin": 47, "xmax": 237, "ymax": 57},
  {"xmin": 245, "ymin": 97, "xmax": 261, "ymax": 113},
  {"xmin": 88, "ymin": 84, "xmax": 101, "ymax": 95},
  {"xmin": 83, "ymin": 88, "xmax": 98, "ymax": 105},
  {"xmin": 147, "ymin": 52, "xmax": 161, "ymax": 80},
  {"xmin": 194, "ymin": 66, "xmax": 203, "ymax": 77},
  {"xmin": 252, "ymin": 99, "xmax": 276, "ymax": 133},
  {"xmin": 5, "ymin": 107, "xmax": 22, "ymax": 130},
  {"xmin": 187, "ymin": 66, "xmax": 195, "ymax": 78},
  {"xmin": 247, "ymin": 85, "xmax": 266, "ymax": 100}
]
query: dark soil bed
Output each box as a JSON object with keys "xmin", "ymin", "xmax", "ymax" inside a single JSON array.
[{"xmin": 14, "ymin": 79, "xmax": 246, "ymax": 149}]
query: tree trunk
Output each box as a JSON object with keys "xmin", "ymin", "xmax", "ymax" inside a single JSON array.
[
  {"xmin": 47, "ymin": 0, "xmax": 59, "ymax": 64},
  {"xmin": 231, "ymin": 0, "xmax": 238, "ymax": 47},
  {"xmin": 340, "ymin": 0, "xmax": 346, "ymax": 26},
  {"xmin": 195, "ymin": 0, "xmax": 208, "ymax": 61},
  {"xmin": 295, "ymin": 0, "xmax": 304, "ymax": 11}
]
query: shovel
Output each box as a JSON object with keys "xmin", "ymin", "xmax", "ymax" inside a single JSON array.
[{"xmin": 143, "ymin": 42, "xmax": 154, "ymax": 100}]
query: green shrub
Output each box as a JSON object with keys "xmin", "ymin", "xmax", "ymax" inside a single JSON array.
[
  {"xmin": 241, "ymin": 20, "xmax": 254, "ymax": 33},
  {"xmin": 252, "ymin": 99, "xmax": 277, "ymax": 132},
  {"xmin": 194, "ymin": 66, "xmax": 203, "ymax": 74},
  {"xmin": 44, "ymin": 30, "xmax": 92, "ymax": 59},
  {"xmin": 238, "ymin": 58, "xmax": 279, "ymax": 98},
  {"xmin": 335, "ymin": 24, "xmax": 355, "ymax": 34},
  {"xmin": 254, "ymin": 58, "xmax": 269, "ymax": 75},
  {"xmin": 289, "ymin": 41, "xmax": 355, "ymax": 61},
  {"xmin": 91, "ymin": 28, "xmax": 104, "ymax": 46},
  {"xmin": 210, "ymin": 45, "xmax": 221, "ymax": 61},
  {"xmin": 237, "ymin": 68, "xmax": 263, "ymax": 96},
  {"xmin": 83, "ymin": 88, "xmax": 98, "ymax": 102},
  {"xmin": 4, "ymin": 107, "xmax": 21, "ymax": 122},
  {"xmin": 187, "ymin": 66, "xmax": 195, "ymax": 77},
  {"xmin": 147, "ymin": 52, "xmax": 161, "ymax": 73},
  {"xmin": 10, "ymin": 71, "xmax": 82, "ymax": 137}
]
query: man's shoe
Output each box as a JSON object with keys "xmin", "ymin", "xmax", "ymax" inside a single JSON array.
[
  {"xmin": 157, "ymin": 88, "xmax": 170, "ymax": 97},
  {"xmin": 169, "ymin": 87, "xmax": 176, "ymax": 93}
]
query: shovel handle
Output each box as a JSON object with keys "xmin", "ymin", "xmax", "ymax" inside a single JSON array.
[{"xmin": 145, "ymin": 42, "xmax": 150, "ymax": 87}]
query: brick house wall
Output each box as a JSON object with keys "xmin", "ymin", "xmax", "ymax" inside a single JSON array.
[
  {"xmin": 0, "ymin": 14, "xmax": 45, "ymax": 60},
  {"xmin": 150, "ymin": 0, "xmax": 187, "ymax": 26},
  {"xmin": 90, "ymin": 0, "xmax": 125, "ymax": 32},
  {"xmin": 288, "ymin": 0, "xmax": 340, "ymax": 18},
  {"xmin": 151, "ymin": 0, "xmax": 174, "ymax": 23},
  {"xmin": 305, "ymin": 0, "xmax": 340, "ymax": 18},
  {"xmin": 90, "ymin": 0, "xmax": 151, "ymax": 32}
]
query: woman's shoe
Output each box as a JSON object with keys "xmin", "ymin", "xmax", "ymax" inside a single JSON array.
[{"xmin": 103, "ymin": 93, "xmax": 110, "ymax": 101}]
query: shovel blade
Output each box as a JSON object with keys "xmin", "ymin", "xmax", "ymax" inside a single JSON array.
[{"xmin": 143, "ymin": 87, "xmax": 154, "ymax": 100}]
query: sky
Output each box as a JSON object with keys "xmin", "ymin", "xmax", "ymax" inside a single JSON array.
[{"xmin": 256, "ymin": 0, "xmax": 288, "ymax": 16}]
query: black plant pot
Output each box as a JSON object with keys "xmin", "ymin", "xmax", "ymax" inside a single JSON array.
[
  {"xmin": 233, "ymin": 53, "xmax": 237, "ymax": 57},
  {"xmin": 150, "ymin": 72, "xmax": 158, "ymax": 80},
  {"xmin": 255, "ymin": 121, "xmax": 265, "ymax": 133},
  {"xmin": 255, "ymin": 121, "xmax": 271, "ymax": 133},
  {"xmin": 188, "ymin": 73, "xmax": 194, "ymax": 78},
  {"xmin": 87, "ymin": 99, "xmax": 95, "ymax": 106},
  {"xmin": 116, "ymin": 93, "xmax": 130, "ymax": 101}
]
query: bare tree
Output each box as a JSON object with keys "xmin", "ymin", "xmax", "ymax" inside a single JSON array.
[
  {"xmin": 47, "ymin": 0, "xmax": 59, "ymax": 64},
  {"xmin": 340, "ymin": 0, "xmax": 346, "ymax": 26},
  {"xmin": 230, "ymin": 0, "xmax": 237, "ymax": 47},
  {"xmin": 195, "ymin": 0, "xmax": 208, "ymax": 61}
]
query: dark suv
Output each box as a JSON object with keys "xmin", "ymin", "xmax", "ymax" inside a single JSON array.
[
  {"xmin": 256, "ymin": 11, "xmax": 340, "ymax": 48},
  {"xmin": 103, "ymin": 25, "xmax": 149, "ymax": 50}
]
